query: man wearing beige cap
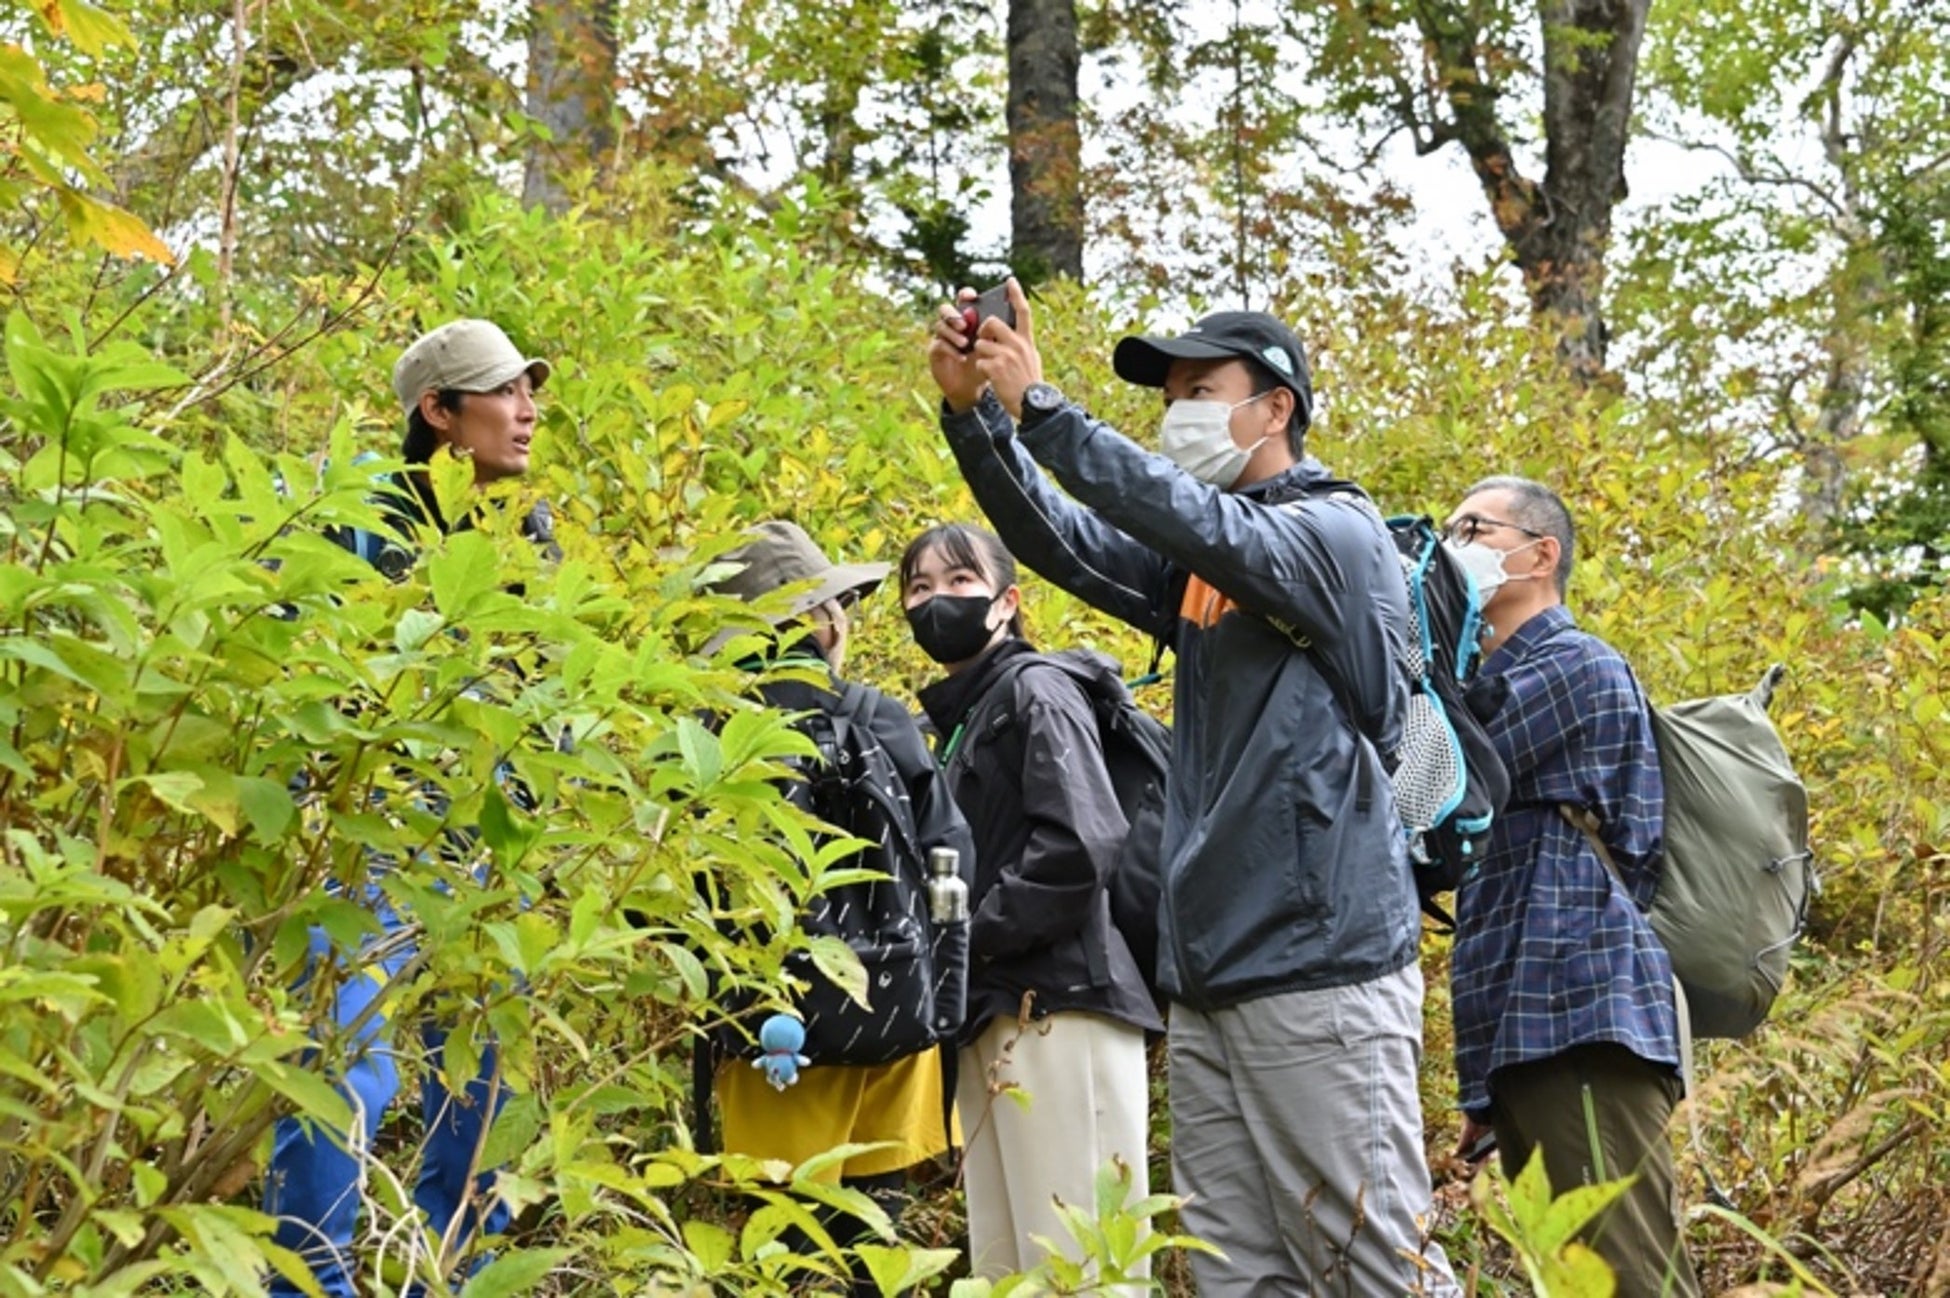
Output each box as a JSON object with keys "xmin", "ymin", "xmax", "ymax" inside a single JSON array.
[
  {"xmin": 335, "ymin": 318, "xmax": 557, "ymax": 577},
  {"xmin": 264, "ymin": 319, "xmax": 553, "ymax": 1295},
  {"xmin": 393, "ymin": 318, "xmax": 551, "ymax": 483}
]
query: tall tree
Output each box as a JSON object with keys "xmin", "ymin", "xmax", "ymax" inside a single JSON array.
[
  {"xmin": 1007, "ymin": 0, "xmax": 1083, "ymax": 283},
  {"xmin": 1294, "ymin": 0, "xmax": 1652, "ymax": 382},
  {"xmin": 1625, "ymin": 0, "xmax": 1947, "ymax": 566},
  {"xmin": 523, "ymin": 0, "xmax": 618, "ymax": 214}
]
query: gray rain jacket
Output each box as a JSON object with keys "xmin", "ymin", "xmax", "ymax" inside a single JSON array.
[{"xmin": 940, "ymin": 391, "xmax": 1420, "ymax": 1011}]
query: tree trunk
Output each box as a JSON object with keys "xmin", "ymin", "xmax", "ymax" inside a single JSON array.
[
  {"xmin": 1416, "ymin": 0, "xmax": 1650, "ymax": 383},
  {"xmin": 523, "ymin": 0, "xmax": 619, "ymax": 215},
  {"xmin": 1006, "ymin": 0, "xmax": 1083, "ymax": 284},
  {"xmin": 1797, "ymin": 33, "xmax": 1878, "ymax": 525},
  {"xmin": 1804, "ymin": 289, "xmax": 1875, "ymax": 524}
]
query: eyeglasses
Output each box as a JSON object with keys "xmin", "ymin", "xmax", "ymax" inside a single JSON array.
[{"xmin": 1441, "ymin": 514, "xmax": 1544, "ymax": 545}]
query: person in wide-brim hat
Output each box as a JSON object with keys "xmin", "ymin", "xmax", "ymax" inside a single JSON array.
[
  {"xmin": 705, "ymin": 521, "xmax": 888, "ymax": 661},
  {"xmin": 701, "ymin": 517, "xmax": 973, "ymax": 1298}
]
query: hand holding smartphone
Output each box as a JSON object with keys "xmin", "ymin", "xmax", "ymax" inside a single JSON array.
[{"xmin": 958, "ymin": 283, "xmax": 1016, "ymax": 352}]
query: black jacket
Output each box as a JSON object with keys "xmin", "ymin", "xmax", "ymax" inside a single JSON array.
[
  {"xmin": 918, "ymin": 639, "xmax": 1164, "ymax": 1039},
  {"xmin": 940, "ymin": 392, "xmax": 1419, "ymax": 1011}
]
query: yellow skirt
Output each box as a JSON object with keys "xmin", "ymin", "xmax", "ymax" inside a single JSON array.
[{"xmin": 717, "ymin": 1050, "xmax": 956, "ymax": 1181}]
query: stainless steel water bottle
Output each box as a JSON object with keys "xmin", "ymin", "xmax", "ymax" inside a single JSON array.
[{"xmin": 926, "ymin": 846, "xmax": 968, "ymax": 924}]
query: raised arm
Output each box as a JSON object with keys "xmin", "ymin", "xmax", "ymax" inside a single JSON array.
[{"xmin": 938, "ymin": 394, "xmax": 1176, "ymax": 637}]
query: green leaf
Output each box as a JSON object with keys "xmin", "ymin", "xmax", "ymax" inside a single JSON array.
[
  {"xmin": 396, "ymin": 608, "xmax": 445, "ymax": 652},
  {"xmin": 662, "ymin": 944, "xmax": 710, "ymax": 1002},
  {"xmin": 54, "ymin": 188, "xmax": 172, "ymax": 265},
  {"xmin": 478, "ymin": 1093, "xmax": 545, "ymax": 1172},
  {"xmin": 458, "ymin": 1247, "xmax": 573, "ymax": 1297},
  {"xmin": 682, "ymin": 1220, "xmax": 736, "ymax": 1273},
  {"xmin": 149, "ymin": 1000, "xmax": 248, "ymax": 1055},
  {"xmin": 51, "ymin": 0, "xmax": 136, "ymax": 55},
  {"xmin": 853, "ymin": 1244, "xmax": 959, "ymax": 1296},
  {"xmin": 429, "ymin": 529, "xmax": 500, "ymax": 619},
  {"xmin": 803, "ymin": 934, "xmax": 868, "ymax": 1009},
  {"xmin": 255, "ymin": 1061, "xmax": 355, "ymax": 1135},
  {"xmin": 675, "ymin": 714, "xmax": 723, "ymax": 788},
  {"xmin": 235, "ymin": 776, "xmax": 296, "ymax": 843}
]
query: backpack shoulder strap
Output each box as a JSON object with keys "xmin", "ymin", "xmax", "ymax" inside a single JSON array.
[
  {"xmin": 824, "ymin": 684, "xmax": 927, "ymax": 870},
  {"xmin": 1559, "ymin": 807, "xmax": 1725, "ymax": 1209},
  {"xmin": 1264, "ymin": 494, "xmax": 1398, "ymax": 748},
  {"xmin": 941, "ymin": 654, "xmax": 1043, "ymax": 770}
]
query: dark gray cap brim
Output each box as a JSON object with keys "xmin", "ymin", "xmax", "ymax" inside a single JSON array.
[{"xmin": 1113, "ymin": 335, "xmax": 1246, "ymax": 388}]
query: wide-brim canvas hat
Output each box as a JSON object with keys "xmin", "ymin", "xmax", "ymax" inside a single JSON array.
[
  {"xmin": 393, "ymin": 318, "xmax": 552, "ymax": 415},
  {"xmin": 1112, "ymin": 310, "xmax": 1313, "ymax": 431},
  {"xmin": 709, "ymin": 521, "xmax": 888, "ymax": 622}
]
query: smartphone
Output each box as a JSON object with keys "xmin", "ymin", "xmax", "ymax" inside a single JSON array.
[
  {"xmin": 1460, "ymin": 1130, "xmax": 1498, "ymax": 1164},
  {"xmin": 959, "ymin": 282, "xmax": 1016, "ymax": 351}
]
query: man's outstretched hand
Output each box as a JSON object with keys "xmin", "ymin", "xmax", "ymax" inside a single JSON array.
[
  {"xmin": 928, "ymin": 287, "xmax": 988, "ymax": 414},
  {"xmin": 927, "ymin": 278, "xmax": 1044, "ymax": 419}
]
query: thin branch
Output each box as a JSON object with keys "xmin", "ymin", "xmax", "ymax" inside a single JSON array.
[
  {"xmin": 217, "ymin": 0, "xmax": 248, "ymax": 328},
  {"xmin": 1641, "ymin": 128, "xmax": 1852, "ymax": 222}
]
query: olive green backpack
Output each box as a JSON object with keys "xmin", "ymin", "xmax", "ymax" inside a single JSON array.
[{"xmin": 1567, "ymin": 665, "xmax": 1816, "ymax": 1041}]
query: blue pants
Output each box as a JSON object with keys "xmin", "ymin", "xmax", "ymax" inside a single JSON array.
[{"xmin": 264, "ymin": 920, "xmax": 509, "ymax": 1298}]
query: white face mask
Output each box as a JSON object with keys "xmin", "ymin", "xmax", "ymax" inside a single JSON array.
[
  {"xmin": 1443, "ymin": 539, "xmax": 1538, "ymax": 597},
  {"xmin": 1159, "ymin": 393, "xmax": 1269, "ymax": 489}
]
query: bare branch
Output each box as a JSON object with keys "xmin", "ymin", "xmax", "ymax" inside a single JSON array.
[
  {"xmin": 1813, "ymin": 30, "xmax": 1860, "ymax": 176},
  {"xmin": 1640, "ymin": 129, "xmax": 1852, "ymax": 222}
]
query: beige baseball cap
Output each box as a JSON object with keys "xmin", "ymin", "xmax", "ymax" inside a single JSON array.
[{"xmin": 392, "ymin": 319, "xmax": 552, "ymax": 414}]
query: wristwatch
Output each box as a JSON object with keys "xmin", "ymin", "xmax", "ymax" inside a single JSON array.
[{"xmin": 1021, "ymin": 382, "xmax": 1066, "ymax": 423}]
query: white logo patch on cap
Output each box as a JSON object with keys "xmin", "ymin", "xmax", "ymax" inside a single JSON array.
[{"xmin": 1262, "ymin": 345, "xmax": 1294, "ymax": 376}]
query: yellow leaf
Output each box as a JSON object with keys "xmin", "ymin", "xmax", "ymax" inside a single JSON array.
[
  {"xmin": 55, "ymin": 188, "xmax": 174, "ymax": 266},
  {"xmin": 0, "ymin": 243, "xmax": 17, "ymax": 285},
  {"xmin": 53, "ymin": 0, "xmax": 134, "ymax": 56}
]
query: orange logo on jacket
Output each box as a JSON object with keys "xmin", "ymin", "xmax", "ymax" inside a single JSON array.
[{"xmin": 1181, "ymin": 575, "xmax": 1238, "ymax": 629}]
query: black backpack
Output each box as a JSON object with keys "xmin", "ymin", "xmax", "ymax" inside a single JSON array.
[
  {"xmin": 1383, "ymin": 515, "xmax": 1511, "ymax": 920},
  {"xmin": 771, "ymin": 689, "xmax": 969, "ymax": 1065},
  {"xmin": 960, "ymin": 651, "xmax": 1171, "ymax": 1000}
]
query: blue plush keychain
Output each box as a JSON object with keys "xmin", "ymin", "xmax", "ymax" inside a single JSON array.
[{"xmin": 753, "ymin": 1013, "xmax": 810, "ymax": 1091}]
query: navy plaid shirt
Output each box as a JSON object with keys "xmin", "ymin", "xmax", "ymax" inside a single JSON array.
[{"xmin": 1451, "ymin": 605, "xmax": 1681, "ymax": 1117}]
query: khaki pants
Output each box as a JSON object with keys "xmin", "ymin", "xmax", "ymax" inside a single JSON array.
[
  {"xmin": 1489, "ymin": 1043, "xmax": 1702, "ymax": 1298},
  {"xmin": 1168, "ymin": 965, "xmax": 1460, "ymax": 1297},
  {"xmin": 957, "ymin": 1011, "xmax": 1150, "ymax": 1281}
]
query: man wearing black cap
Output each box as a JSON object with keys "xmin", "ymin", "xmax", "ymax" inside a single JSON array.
[{"xmin": 928, "ymin": 283, "xmax": 1457, "ymax": 1295}]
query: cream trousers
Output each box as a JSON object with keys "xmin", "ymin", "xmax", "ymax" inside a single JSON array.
[{"xmin": 957, "ymin": 1010, "xmax": 1151, "ymax": 1282}]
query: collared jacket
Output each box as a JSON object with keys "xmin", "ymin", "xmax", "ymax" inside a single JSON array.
[
  {"xmin": 1451, "ymin": 605, "xmax": 1680, "ymax": 1117},
  {"xmin": 917, "ymin": 638, "xmax": 1165, "ymax": 1041},
  {"xmin": 939, "ymin": 392, "xmax": 1419, "ymax": 1012}
]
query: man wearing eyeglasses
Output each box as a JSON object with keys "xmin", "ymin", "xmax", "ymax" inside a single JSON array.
[{"xmin": 1443, "ymin": 477, "xmax": 1700, "ymax": 1297}]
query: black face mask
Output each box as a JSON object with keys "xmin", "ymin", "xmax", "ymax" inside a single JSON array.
[{"xmin": 906, "ymin": 593, "xmax": 999, "ymax": 665}]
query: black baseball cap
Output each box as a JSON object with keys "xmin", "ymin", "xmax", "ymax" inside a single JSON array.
[{"xmin": 1113, "ymin": 310, "xmax": 1313, "ymax": 431}]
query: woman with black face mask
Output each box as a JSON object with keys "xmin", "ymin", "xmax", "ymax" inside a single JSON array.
[{"xmin": 899, "ymin": 523, "xmax": 1161, "ymax": 1285}]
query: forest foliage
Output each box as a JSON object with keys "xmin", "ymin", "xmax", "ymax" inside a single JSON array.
[{"xmin": 1, "ymin": 0, "xmax": 1946, "ymax": 1293}]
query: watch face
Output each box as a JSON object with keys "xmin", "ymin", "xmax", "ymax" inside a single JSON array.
[{"xmin": 1029, "ymin": 384, "xmax": 1060, "ymax": 411}]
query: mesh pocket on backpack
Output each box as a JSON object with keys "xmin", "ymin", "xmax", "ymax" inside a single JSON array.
[{"xmin": 1392, "ymin": 692, "xmax": 1464, "ymax": 833}]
